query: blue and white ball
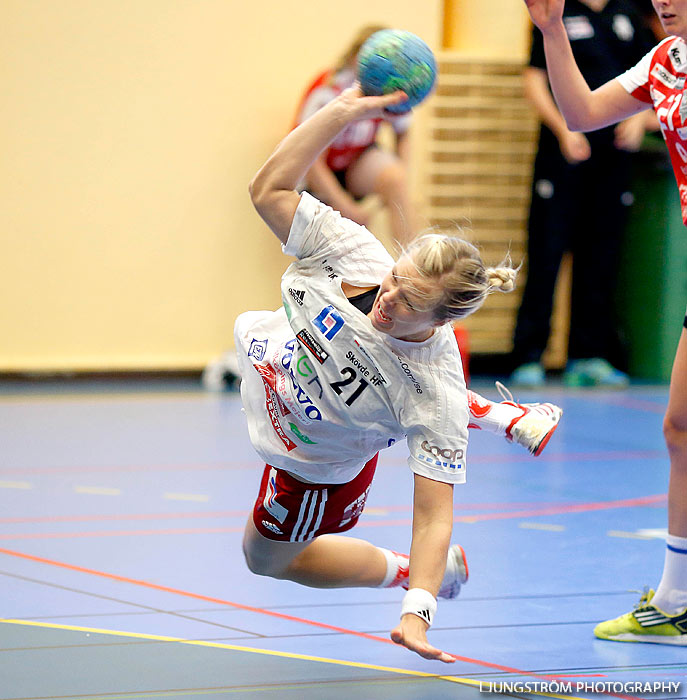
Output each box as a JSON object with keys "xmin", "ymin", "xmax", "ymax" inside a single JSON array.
[{"xmin": 357, "ymin": 29, "xmax": 437, "ymax": 114}]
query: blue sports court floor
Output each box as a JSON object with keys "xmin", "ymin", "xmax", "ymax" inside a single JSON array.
[{"xmin": 1, "ymin": 378, "xmax": 685, "ymax": 699}]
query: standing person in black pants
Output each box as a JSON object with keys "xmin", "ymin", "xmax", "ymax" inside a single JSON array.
[{"xmin": 511, "ymin": 0, "xmax": 656, "ymax": 387}]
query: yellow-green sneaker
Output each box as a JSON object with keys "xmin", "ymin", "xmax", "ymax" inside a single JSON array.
[{"xmin": 594, "ymin": 589, "xmax": 687, "ymax": 645}]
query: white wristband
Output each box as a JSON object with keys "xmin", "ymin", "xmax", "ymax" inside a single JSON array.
[{"xmin": 400, "ymin": 588, "xmax": 437, "ymax": 628}]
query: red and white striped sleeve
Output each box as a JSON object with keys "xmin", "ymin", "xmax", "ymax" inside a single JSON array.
[{"xmin": 616, "ymin": 45, "xmax": 658, "ymax": 103}]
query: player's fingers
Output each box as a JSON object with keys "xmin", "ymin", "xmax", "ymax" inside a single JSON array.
[
  {"xmin": 413, "ymin": 641, "xmax": 456, "ymax": 663},
  {"xmin": 391, "ymin": 627, "xmax": 455, "ymax": 663}
]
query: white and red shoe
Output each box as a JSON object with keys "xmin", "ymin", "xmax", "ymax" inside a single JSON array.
[
  {"xmin": 392, "ymin": 544, "xmax": 469, "ymax": 600},
  {"xmin": 497, "ymin": 382, "xmax": 563, "ymax": 457}
]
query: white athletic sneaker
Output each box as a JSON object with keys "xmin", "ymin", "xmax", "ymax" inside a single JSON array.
[
  {"xmin": 438, "ymin": 544, "xmax": 469, "ymax": 599},
  {"xmin": 396, "ymin": 544, "xmax": 468, "ymax": 600},
  {"xmin": 496, "ymin": 382, "xmax": 563, "ymax": 457}
]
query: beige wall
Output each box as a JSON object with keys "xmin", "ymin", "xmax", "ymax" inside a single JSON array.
[
  {"xmin": 444, "ymin": 0, "xmax": 531, "ymax": 58},
  {"xmin": 1, "ymin": 0, "xmax": 527, "ymax": 372}
]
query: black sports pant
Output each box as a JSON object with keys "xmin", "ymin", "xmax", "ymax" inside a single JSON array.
[{"xmin": 512, "ymin": 128, "xmax": 633, "ymax": 367}]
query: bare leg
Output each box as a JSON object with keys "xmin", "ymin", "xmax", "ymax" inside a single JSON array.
[
  {"xmin": 346, "ymin": 148, "xmax": 417, "ymax": 247},
  {"xmin": 242, "ymin": 517, "xmax": 388, "ymax": 588},
  {"xmin": 665, "ymin": 329, "xmax": 687, "ymax": 537},
  {"xmin": 650, "ymin": 328, "xmax": 687, "ymax": 613}
]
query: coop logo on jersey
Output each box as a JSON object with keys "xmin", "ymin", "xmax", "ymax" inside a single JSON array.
[
  {"xmin": 288, "ymin": 288, "xmax": 305, "ymax": 306},
  {"xmin": 421, "ymin": 441, "xmax": 464, "ymax": 463},
  {"xmin": 313, "ymin": 305, "xmax": 345, "ymax": 341},
  {"xmin": 296, "ymin": 328, "xmax": 329, "ymax": 364},
  {"xmin": 418, "ymin": 441, "xmax": 464, "ymax": 471},
  {"xmin": 652, "ymin": 63, "xmax": 680, "ymax": 90},
  {"xmin": 248, "ymin": 338, "xmax": 268, "ymax": 361}
]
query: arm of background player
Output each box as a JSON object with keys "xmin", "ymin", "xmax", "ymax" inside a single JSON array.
[
  {"xmin": 249, "ymin": 86, "xmax": 407, "ymax": 244},
  {"xmin": 304, "ymin": 155, "xmax": 371, "ymax": 226}
]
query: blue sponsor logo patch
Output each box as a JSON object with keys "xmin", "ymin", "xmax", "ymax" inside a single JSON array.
[
  {"xmin": 313, "ymin": 305, "xmax": 345, "ymax": 341},
  {"xmin": 248, "ymin": 338, "xmax": 268, "ymax": 361}
]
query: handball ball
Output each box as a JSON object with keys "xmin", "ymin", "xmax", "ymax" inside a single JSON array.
[{"xmin": 357, "ymin": 29, "xmax": 437, "ymax": 114}]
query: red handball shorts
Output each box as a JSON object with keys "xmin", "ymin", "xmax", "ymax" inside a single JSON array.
[{"xmin": 252, "ymin": 453, "xmax": 379, "ymax": 542}]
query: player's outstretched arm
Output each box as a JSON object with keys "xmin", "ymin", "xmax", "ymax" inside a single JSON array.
[
  {"xmin": 249, "ymin": 86, "xmax": 407, "ymax": 245},
  {"xmin": 390, "ymin": 473, "xmax": 455, "ymax": 663},
  {"xmin": 522, "ymin": 0, "xmax": 647, "ymax": 132}
]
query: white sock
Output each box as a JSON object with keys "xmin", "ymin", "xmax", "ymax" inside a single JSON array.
[
  {"xmin": 377, "ymin": 547, "xmax": 409, "ymax": 588},
  {"xmin": 467, "ymin": 390, "xmax": 522, "ymax": 435},
  {"xmin": 651, "ymin": 534, "xmax": 687, "ymax": 613}
]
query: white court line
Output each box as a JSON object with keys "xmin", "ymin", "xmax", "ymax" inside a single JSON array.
[
  {"xmin": 74, "ymin": 486, "xmax": 122, "ymax": 496},
  {"xmin": 0, "ymin": 481, "xmax": 33, "ymax": 489},
  {"xmin": 607, "ymin": 530, "xmax": 657, "ymax": 540},
  {"xmin": 163, "ymin": 492, "xmax": 210, "ymax": 502},
  {"xmin": 637, "ymin": 528, "xmax": 668, "ymax": 539},
  {"xmin": 519, "ymin": 522, "xmax": 565, "ymax": 532}
]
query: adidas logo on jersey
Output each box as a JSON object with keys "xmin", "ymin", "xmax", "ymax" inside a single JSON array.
[{"xmin": 288, "ymin": 288, "xmax": 305, "ymax": 306}]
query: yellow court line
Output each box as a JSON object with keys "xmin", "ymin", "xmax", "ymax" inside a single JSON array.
[{"xmin": 1, "ymin": 619, "xmax": 582, "ymax": 700}]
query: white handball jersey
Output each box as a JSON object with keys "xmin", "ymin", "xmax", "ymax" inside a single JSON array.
[{"xmin": 235, "ymin": 193, "xmax": 469, "ymax": 485}]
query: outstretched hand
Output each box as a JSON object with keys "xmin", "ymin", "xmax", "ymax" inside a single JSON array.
[
  {"xmin": 390, "ymin": 614, "xmax": 455, "ymax": 664},
  {"xmin": 524, "ymin": 0, "xmax": 565, "ymax": 32},
  {"xmin": 338, "ymin": 84, "xmax": 409, "ymax": 120}
]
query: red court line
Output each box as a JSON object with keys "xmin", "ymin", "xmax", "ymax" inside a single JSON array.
[
  {"xmin": 0, "ymin": 545, "xmax": 640, "ymax": 697},
  {"xmin": 0, "ymin": 448, "xmax": 667, "ymax": 476},
  {"xmin": 0, "ymin": 495, "xmax": 667, "ymax": 541},
  {"xmin": 0, "ymin": 501, "xmax": 587, "ymax": 524}
]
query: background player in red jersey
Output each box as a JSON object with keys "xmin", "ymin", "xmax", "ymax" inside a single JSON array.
[
  {"xmin": 523, "ymin": 0, "xmax": 687, "ymax": 644},
  {"xmin": 294, "ymin": 26, "xmax": 418, "ymax": 246}
]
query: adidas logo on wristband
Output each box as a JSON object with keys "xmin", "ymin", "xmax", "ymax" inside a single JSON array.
[{"xmin": 401, "ymin": 588, "xmax": 437, "ymax": 628}]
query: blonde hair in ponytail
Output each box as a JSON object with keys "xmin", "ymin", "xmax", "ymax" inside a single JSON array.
[{"xmin": 401, "ymin": 233, "xmax": 518, "ymax": 322}]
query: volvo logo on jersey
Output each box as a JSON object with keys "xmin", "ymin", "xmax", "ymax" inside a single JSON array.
[{"xmin": 312, "ymin": 305, "xmax": 345, "ymax": 341}]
